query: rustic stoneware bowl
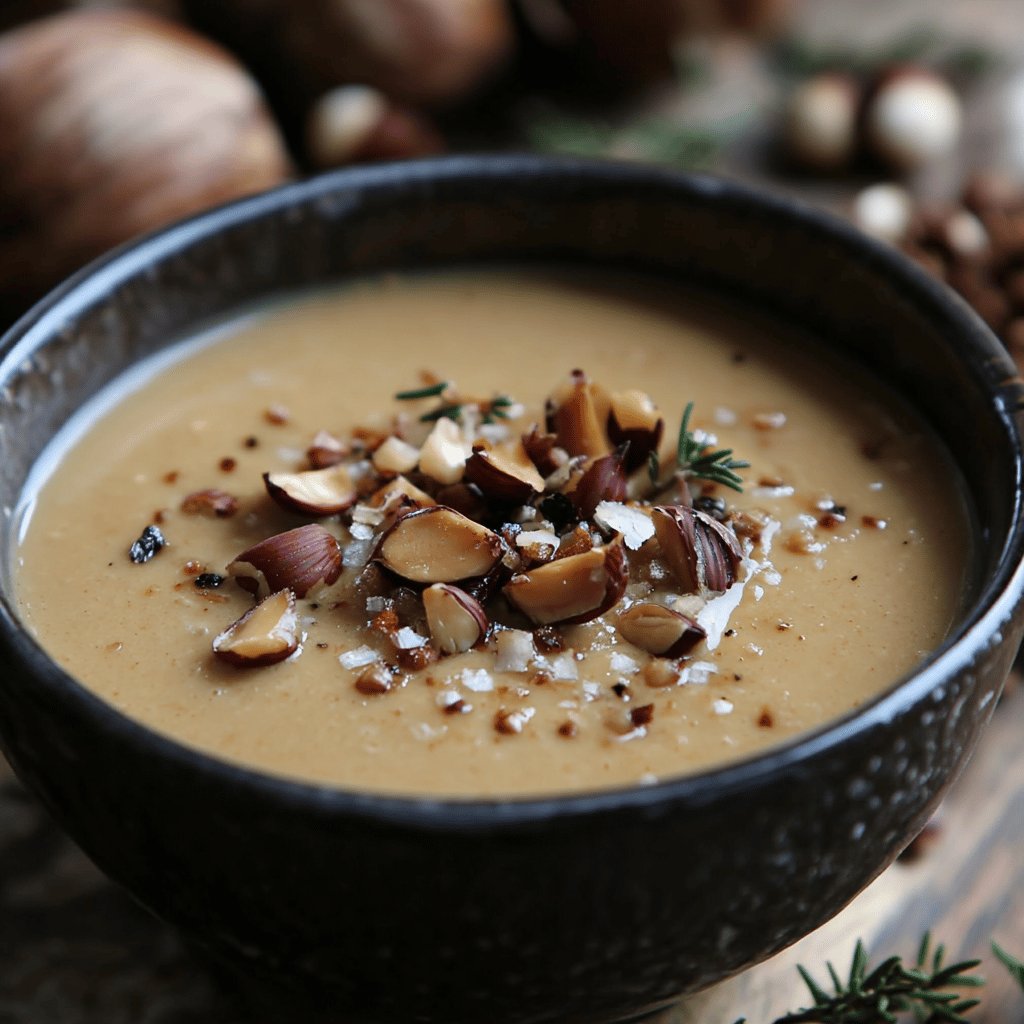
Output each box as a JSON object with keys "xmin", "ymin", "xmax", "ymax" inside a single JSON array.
[{"xmin": 1, "ymin": 157, "xmax": 1023, "ymax": 1024}]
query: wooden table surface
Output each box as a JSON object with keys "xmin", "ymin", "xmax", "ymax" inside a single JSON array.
[{"xmin": 2, "ymin": 1, "xmax": 1024, "ymax": 1022}]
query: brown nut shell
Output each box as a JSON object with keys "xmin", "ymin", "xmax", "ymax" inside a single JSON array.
[
  {"xmin": 503, "ymin": 540, "xmax": 627, "ymax": 626},
  {"xmin": 227, "ymin": 523, "xmax": 343, "ymax": 598},
  {"xmin": 652, "ymin": 505, "xmax": 742, "ymax": 594},
  {"xmin": 212, "ymin": 589, "xmax": 298, "ymax": 667},
  {"xmin": 571, "ymin": 445, "xmax": 628, "ymax": 520},
  {"xmin": 607, "ymin": 389, "xmax": 664, "ymax": 472},
  {"xmin": 617, "ymin": 603, "xmax": 706, "ymax": 658},
  {"xmin": 375, "ymin": 505, "xmax": 503, "ymax": 584},
  {"xmin": 463, "ymin": 443, "xmax": 545, "ymax": 504},
  {"xmin": 264, "ymin": 465, "xmax": 358, "ymax": 516},
  {"xmin": 423, "ymin": 583, "xmax": 488, "ymax": 654}
]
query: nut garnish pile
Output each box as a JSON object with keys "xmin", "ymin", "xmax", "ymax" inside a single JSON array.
[{"xmin": 134, "ymin": 371, "xmax": 764, "ymax": 736}]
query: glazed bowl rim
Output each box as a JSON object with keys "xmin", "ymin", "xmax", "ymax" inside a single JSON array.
[{"xmin": 2, "ymin": 153, "xmax": 1022, "ymax": 828}]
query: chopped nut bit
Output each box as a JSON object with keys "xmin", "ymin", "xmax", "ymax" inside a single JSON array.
[
  {"xmin": 182, "ymin": 560, "xmax": 204, "ymax": 576},
  {"xmin": 162, "ymin": 470, "xmax": 179, "ymax": 485},
  {"xmin": 219, "ymin": 457, "xmax": 237, "ymax": 473},
  {"xmin": 533, "ymin": 625, "xmax": 564, "ymax": 653},
  {"xmin": 494, "ymin": 706, "xmax": 535, "ymax": 735},
  {"xmin": 861, "ymin": 515, "xmax": 888, "ymax": 529},
  {"xmin": 180, "ymin": 488, "xmax": 239, "ymax": 518},
  {"xmin": 557, "ymin": 720, "xmax": 579, "ymax": 738},
  {"xmin": 397, "ymin": 644, "xmax": 440, "ymax": 672},
  {"xmin": 630, "ymin": 704, "xmax": 654, "ymax": 728},
  {"xmin": 264, "ymin": 403, "xmax": 290, "ymax": 425},
  {"xmin": 751, "ymin": 411, "xmax": 786, "ymax": 430},
  {"xmin": 757, "ymin": 707, "xmax": 775, "ymax": 728},
  {"xmin": 355, "ymin": 663, "xmax": 394, "ymax": 695},
  {"xmin": 128, "ymin": 524, "xmax": 166, "ymax": 564},
  {"xmin": 212, "ymin": 589, "xmax": 298, "ymax": 667},
  {"xmin": 643, "ymin": 658, "xmax": 680, "ymax": 688},
  {"xmin": 244, "ymin": 436, "xmax": 259, "ymax": 448}
]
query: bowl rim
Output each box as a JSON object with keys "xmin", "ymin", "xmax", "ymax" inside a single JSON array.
[{"xmin": 2, "ymin": 153, "xmax": 1023, "ymax": 828}]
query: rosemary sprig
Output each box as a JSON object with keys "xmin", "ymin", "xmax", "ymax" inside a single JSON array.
[
  {"xmin": 394, "ymin": 381, "xmax": 449, "ymax": 401},
  {"xmin": 734, "ymin": 935, "xmax": 984, "ymax": 1024},
  {"xmin": 418, "ymin": 403, "xmax": 465, "ymax": 423},
  {"xmin": 676, "ymin": 401, "xmax": 749, "ymax": 492},
  {"xmin": 993, "ymin": 942, "xmax": 1024, "ymax": 991}
]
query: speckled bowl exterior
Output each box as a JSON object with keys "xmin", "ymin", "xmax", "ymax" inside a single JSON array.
[{"xmin": 1, "ymin": 157, "xmax": 1023, "ymax": 1024}]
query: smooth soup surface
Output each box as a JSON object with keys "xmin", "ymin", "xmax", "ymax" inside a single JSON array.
[{"xmin": 14, "ymin": 271, "xmax": 969, "ymax": 796}]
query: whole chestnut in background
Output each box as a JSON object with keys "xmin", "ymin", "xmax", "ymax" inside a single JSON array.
[
  {"xmin": 0, "ymin": 8, "xmax": 292, "ymax": 321},
  {"xmin": 183, "ymin": 0, "xmax": 515, "ymax": 110}
]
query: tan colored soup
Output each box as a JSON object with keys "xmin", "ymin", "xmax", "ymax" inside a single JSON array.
[{"xmin": 14, "ymin": 272, "xmax": 969, "ymax": 797}]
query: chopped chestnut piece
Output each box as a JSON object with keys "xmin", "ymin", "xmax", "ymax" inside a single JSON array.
[
  {"xmin": 264, "ymin": 465, "xmax": 357, "ymax": 516},
  {"xmin": 227, "ymin": 524, "xmax": 343, "ymax": 599},
  {"xmin": 212, "ymin": 589, "xmax": 298, "ymax": 667},
  {"xmin": 370, "ymin": 475, "xmax": 436, "ymax": 511},
  {"xmin": 503, "ymin": 540, "xmax": 627, "ymax": 626},
  {"xmin": 375, "ymin": 506, "xmax": 503, "ymax": 584},
  {"xmin": 372, "ymin": 435, "xmax": 420, "ymax": 475},
  {"xmin": 652, "ymin": 505, "xmax": 742, "ymax": 594},
  {"xmin": 418, "ymin": 416, "xmax": 470, "ymax": 485},
  {"xmin": 549, "ymin": 370, "xmax": 611, "ymax": 458},
  {"xmin": 464, "ymin": 442, "xmax": 545, "ymax": 504},
  {"xmin": 607, "ymin": 389, "xmax": 663, "ymax": 471},
  {"xmin": 521, "ymin": 425, "xmax": 563, "ymax": 477},
  {"xmin": 617, "ymin": 603, "xmax": 706, "ymax": 657},
  {"xmin": 307, "ymin": 430, "xmax": 348, "ymax": 468},
  {"xmin": 423, "ymin": 584, "xmax": 489, "ymax": 654},
  {"xmin": 180, "ymin": 488, "xmax": 239, "ymax": 518},
  {"xmin": 354, "ymin": 663, "xmax": 394, "ymax": 695}
]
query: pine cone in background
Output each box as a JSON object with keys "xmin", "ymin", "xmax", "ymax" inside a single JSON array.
[{"xmin": 0, "ymin": 8, "xmax": 292, "ymax": 325}]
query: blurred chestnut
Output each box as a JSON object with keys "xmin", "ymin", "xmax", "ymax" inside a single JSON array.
[
  {"xmin": 0, "ymin": 9, "xmax": 292, "ymax": 317},
  {"xmin": 184, "ymin": 0, "xmax": 515, "ymax": 109}
]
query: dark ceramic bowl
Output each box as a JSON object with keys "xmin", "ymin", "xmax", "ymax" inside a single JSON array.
[{"xmin": 1, "ymin": 157, "xmax": 1023, "ymax": 1024}]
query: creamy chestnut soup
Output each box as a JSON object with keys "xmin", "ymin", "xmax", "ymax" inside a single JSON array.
[{"xmin": 14, "ymin": 271, "xmax": 969, "ymax": 797}]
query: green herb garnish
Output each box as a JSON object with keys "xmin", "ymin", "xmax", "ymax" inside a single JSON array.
[
  {"xmin": 676, "ymin": 401, "xmax": 749, "ymax": 492},
  {"xmin": 395, "ymin": 381, "xmax": 449, "ymax": 401},
  {"xmin": 993, "ymin": 942, "xmax": 1024, "ymax": 991},
  {"xmin": 418, "ymin": 403, "xmax": 465, "ymax": 423}
]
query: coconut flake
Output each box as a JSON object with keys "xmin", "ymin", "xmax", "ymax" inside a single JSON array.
[
  {"xmin": 339, "ymin": 645, "xmax": 379, "ymax": 669},
  {"xmin": 593, "ymin": 501, "xmax": 654, "ymax": 551}
]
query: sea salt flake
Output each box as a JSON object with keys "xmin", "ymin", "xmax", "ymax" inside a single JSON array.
[
  {"xmin": 548, "ymin": 653, "xmax": 578, "ymax": 680},
  {"xmin": 339, "ymin": 646, "xmax": 378, "ymax": 669},
  {"xmin": 460, "ymin": 668, "xmax": 494, "ymax": 692},
  {"xmin": 342, "ymin": 539, "xmax": 373, "ymax": 568},
  {"xmin": 395, "ymin": 627, "xmax": 427, "ymax": 650},
  {"xmin": 713, "ymin": 698, "xmax": 734, "ymax": 716},
  {"xmin": 349, "ymin": 522, "xmax": 375, "ymax": 541},
  {"xmin": 365, "ymin": 595, "xmax": 388, "ymax": 613},
  {"xmin": 609, "ymin": 652, "xmax": 639, "ymax": 675}
]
